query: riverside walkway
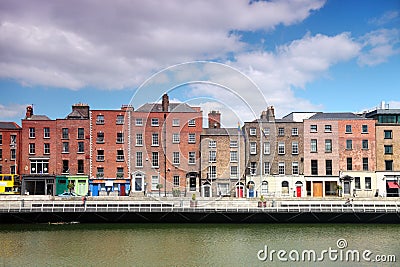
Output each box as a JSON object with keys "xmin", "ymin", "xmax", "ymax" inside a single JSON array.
[{"xmin": 0, "ymin": 196, "xmax": 399, "ymax": 223}]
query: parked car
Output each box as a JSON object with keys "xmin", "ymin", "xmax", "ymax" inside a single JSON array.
[{"xmin": 57, "ymin": 192, "xmax": 79, "ymax": 197}]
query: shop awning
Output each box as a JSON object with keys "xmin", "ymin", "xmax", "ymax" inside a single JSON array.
[{"xmin": 387, "ymin": 181, "xmax": 400, "ymax": 189}]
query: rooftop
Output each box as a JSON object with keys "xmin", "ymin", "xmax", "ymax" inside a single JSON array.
[
  {"xmin": 308, "ymin": 112, "xmax": 363, "ymax": 120},
  {"xmin": 136, "ymin": 103, "xmax": 200, "ymax": 113},
  {"xmin": 0, "ymin": 122, "xmax": 21, "ymax": 130}
]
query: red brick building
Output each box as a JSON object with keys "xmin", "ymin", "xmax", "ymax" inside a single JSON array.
[
  {"xmin": 131, "ymin": 94, "xmax": 202, "ymax": 197},
  {"xmin": 0, "ymin": 122, "xmax": 21, "ymax": 176},
  {"xmin": 89, "ymin": 106, "xmax": 132, "ymax": 196}
]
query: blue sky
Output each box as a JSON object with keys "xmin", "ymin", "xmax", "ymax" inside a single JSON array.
[{"xmin": 0, "ymin": 0, "xmax": 399, "ymax": 126}]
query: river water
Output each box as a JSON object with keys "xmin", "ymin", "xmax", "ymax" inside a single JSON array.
[{"xmin": 0, "ymin": 223, "xmax": 399, "ymax": 266}]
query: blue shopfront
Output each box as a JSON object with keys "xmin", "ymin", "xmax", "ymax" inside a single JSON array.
[{"xmin": 89, "ymin": 179, "xmax": 130, "ymax": 196}]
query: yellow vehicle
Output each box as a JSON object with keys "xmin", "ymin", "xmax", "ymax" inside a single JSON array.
[{"xmin": 0, "ymin": 174, "xmax": 21, "ymax": 194}]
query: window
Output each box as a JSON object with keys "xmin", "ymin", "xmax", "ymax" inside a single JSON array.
[
  {"xmin": 362, "ymin": 140, "xmax": 368, "ymax": 149},
  {"xmin": 96, "ymin": 167, "xmax": 104, "ymax": 178},
  {"xmin": 250, "ymin": 162, "xmax": 257, "ymax": 175},
  {"xmin": 365, "ymin": 177, "xmax": 371, "ymax": 190},
  {"xmin": 208, "ymin": 140, "xmax": 216, "ymax": 148},
  {"xmin": 152, "ymin": 152, "xmax": 159, "ymax": 167},
  {"xmin": 292, "ymin": 142, "xmax": 298, "ymax": 155},
  {"xmin": 10, "ymin": 135, "xmax": 16, "ymax": 145},
  {"xmin": 264, "ymin": 162, "xmax": 270, "ymax": 175},
  {"xmin": 362, "ymin": 125, "xmax": 368, "ymax": 133},
  {"xmin": 385, "ymin": 160, "xmax": 393, "ymax": 171},
  {"xmin": 310, "ymin": 125, "xmax": 317, "ymax": 132},
  {"xmin": 97, "ymin": 132, "xmax": 104, "ymax": 143},
  {"xmin": 249, "ymin": 128, "xmax": 256, "ymax": 136},
  {"xmin": 0, "ymin": 134, "xmax": 2, "ymax": 145},
  {"xmin": 311, "ymin": 139, "xmax": 317, "ymax": 152},
  {"xmin": 29, "ymin": 143, "xmax": 35, "ymax": 154},
  {"xmin": 172, "ymin": 119, "xmax": 180, "ymax": 126},
  {"xmin": 136, "ymin": 133, "xmax": 143, "ymax": 146},
  {"xmin": 116, "ymin": 115, "xmax": 124, "ymax": 124},
  {"xmin": 250, "ymin": 142, "xmax": 257, "ymax": 154},
  {"xmin": 324, "ymin": 125, "xmax": 332, "ymax": 132},
  {"xmin": 278, "ymin": 162, "xmax": 285, "ymax": 175},
  {"xmin": 151, "ymin": 118, "xmax": 159, "ymax": 126},
  {"xmin": 135, "ymin": 118, "xmax": 143, "ymax": 126},
  {"xmin": 326, "ymin": 160, "xmax": 332, "ymax": 175},
  {"xmin": 292, "ymin": 162, "xmax": 299, "ymax": 175},
  {"xmin": 173, "ymin": 176, "xmax": 180, "ymax": 187},
  {"xmin": 230, "ymin": 166, "xmax": 238, "ymax": 178},
  {"xmin": 347, "ymin": 157, "xmax": 352, "ymax": 171},
  {"xmin": 96, "ymin": 115, "xmax": 104, "ymax": 124},
  {"xmin": 346, "ymin": 140, "xmax": 352, "ymax": 150},
  {"xmin": 116, "ymin": 167, "xmax": 124, "ymax": 178},
  {"xmin": 29, "ymin": 127, "xmax": 35, "ymax": 138},
  {"xmin": 230, "ymin": 151, "xmax": 238, "ymax": 162},
  {"xmin": 30, "ymin": 159, "xmax": 49, "ymax": 174},
  {"xmin": 78, "ymin": 142, "xmax": 84, "ymax": 153},
  {"xmin": 116, "ymin": 133, "xmax": 124, "ymax": 143},
  {"xmin": 188, "ymin": 119, "xmax": 195, "ymax": 126},
  {"xmin": 188, "ymin": 152, "xmax": 196, "ymax": 164},
  {"xmin": 278, "ymin": 142, "xmax": 285, "ymax": 154},
  {"xmin": 151, "ymin": 176, "xmax": 159, "ymax": 190},
  {"xmin": 152, "ymin": 133, "xmax": 159, "ymax": 146},
  {"xmin": 292, "ymin": 128, "xmax": 298, "ymax": 136},
  {"xmin": 188, "ymin": 133, "xmax": 196, "ymax": 143},
  {"xmin": 78, "ymin": 160, "xmax": 84, "ymax": 174},
  {"xmin": 44, "ymin": 143, "xmax": 50, "ymax": 154},
  {"xmin": 172, "ymin": 133, "xmax": 180, "ymax": 143},
  {"xmin": 62, "ymin": 160, "xmax": 69, "ymax": 173},
  {"xmin": 136, "ymin": 152, "xmax": 143, "ymax": 167},
  {"xmin": 209, "ymin": 166, "xmax": 216, "ymax": 179},
  {"xmin": 209, "ymin": 151, "xmax": 216, "ymax": 163},
  {"xmin": 311, "ymin": 160, "xmax": 318, "ymax": 175},
  {"xmin": 230, "ymin": 140, "xmax": 238, "ymax": 147},
  {"xmin": 363, "ymin": 157, "xmax": 369, "ymax": 171},
  {"xmin": 325, "ymin": 139, "xmax": 332, "ymax": 152},
  {"xmin": 44, "ymin": 127, "xmax": 50, "ymax": 138},
  {"xmin": 355, "ymin": 177, "xmax": 360, "ymax": 189},
  {"xmin": 345, "ymin": 125, "xmax": 352, "ymax": 133},
  {"xmin": 116, "ymin": 150, "xmax": 124, "ymax": 161},
  {"xmin": 97, "ymin": 150, "xmax": 104, "ymax": 161},
  {"xmin": 264, "ymin": 142, "xmax": 270, "ymax": 155},
  {"xmin": 278, "ymin": 127, "xmax": 285, "ymax": 136},
  {"xmin": 0, "ymin": 148, "xmax": 2, "ymax": 159},
  {"xmin": 77, "ymin": 128, "xmax": 84, "ymax": 139},
  {"xmin": 10, "ymin": 149, "xmax": 16, "ymax": 160},
  {"xmin": 384, "ymin": 130, "xmax": 392, "ymax": 139},
  {"xmin": 263, "ymin": 128, "xmax": 270, "ymax": 136},
  {"xmin": 378, "ymin": 115, "xmax": 397, "ymax": 123},
  {"xmin": 384, "ymin": 145, "xmax": 393, "ymax": 154},
  {"xmin": 173, "ymin": 152, "xmax": 180, "ymax": 165}
]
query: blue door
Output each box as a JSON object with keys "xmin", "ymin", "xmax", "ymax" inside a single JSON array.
[{"xmin": 91, "ymin": 184, "xmax": 99, "ymax": 196}]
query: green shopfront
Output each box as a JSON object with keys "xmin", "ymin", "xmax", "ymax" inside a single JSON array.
[{"xmin": 56, "ymin": 175, "xmax": 89, "ymax": 196}]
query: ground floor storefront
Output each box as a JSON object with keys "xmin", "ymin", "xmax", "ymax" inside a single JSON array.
[
  {"xmin": 21, "ymin": 175, "xmax": 55, "ymax": 196},
  {"xmin": 89, "ymin": 179, "xmax": 130, "ymax": 196},
  {"xmin": 56, "ymin": 175, "xmax": 89, "ymax": 196}
]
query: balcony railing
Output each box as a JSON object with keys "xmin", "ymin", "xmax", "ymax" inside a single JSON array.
[{"xmin": 96, "ymin": 156, "xmax": 105, "ymax": 161}]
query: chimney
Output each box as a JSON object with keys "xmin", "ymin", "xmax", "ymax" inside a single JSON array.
[
  {"xmin": 72, "ymin": 103, "xmax": 90, "ymax": 119},
  {"xmin": 260, "ymin": 110, "xmax": 268, "ymax": 120},
  {"xmin": 121, "ymin": 104, "xmax": 134, "ymax": 111},
  {"xmin": 266, "ymin": 106, "xmax": 275, "ymax": 122},
  {"xmin": 162, "ymin": 93, "xmax": 169, "ymax": 112},
  {"xmin": 25, "ymin": 106, "xmax": 33, "ymax": 119},
  {"xmin": 208, "ymin": 110, "xmax": 221, "ymax": 128}
]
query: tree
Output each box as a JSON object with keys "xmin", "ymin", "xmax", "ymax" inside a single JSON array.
[{"xmin": 156, "ymin": 183, "xmax": 163, "ymax": 197}]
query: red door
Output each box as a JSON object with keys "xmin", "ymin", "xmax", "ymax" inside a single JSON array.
[
  {"xmin": 120, "ymin": 184, "xmax": 126, "ymax": 196},
  {"xmin": 296, "ymin": 186, "xmax": 301, "ymax": 197},
  {"xmin": 236, "ymin": 186, "xmax": 244, "ymax": 198}
]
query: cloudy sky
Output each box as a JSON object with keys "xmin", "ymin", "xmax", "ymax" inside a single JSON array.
[{"xmin": 0, "ymin": 0, "xmax": 399, "ymax": 126}]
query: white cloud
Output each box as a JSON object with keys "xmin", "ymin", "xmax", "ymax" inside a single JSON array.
[
  {"xmin": 358, "ymin": 29, "xmax": 400, "ymax": 66},
  {"xmin": 0, "ymin": 0, "xmax": 325, "ymax": 89},
  {"xmin": 0, "ymin": 103, "xmax": 27, "ymax": 121},
  {"xmin": 369, "ymin": 10, "xmax": 399, "ymax": 26}
]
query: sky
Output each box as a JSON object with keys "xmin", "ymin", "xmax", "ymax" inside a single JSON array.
[{"xmin": 0, "ymin": 0, "xmax": 399, "ymax": 127}]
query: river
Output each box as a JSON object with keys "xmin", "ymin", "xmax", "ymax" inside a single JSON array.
[{"xmin": 0, "ymin": 223, "xmax": 399, "ymax": 266}]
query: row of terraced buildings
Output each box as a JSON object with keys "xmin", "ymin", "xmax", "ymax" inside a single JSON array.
[{"xmin": 0, "ymin": 95, "xmax": 399, "ymax": 198}]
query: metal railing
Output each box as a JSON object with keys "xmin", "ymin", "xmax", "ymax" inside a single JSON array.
[{"xmin": 0, "ymin": 200, "xmax": 399, "ymax": 214}]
